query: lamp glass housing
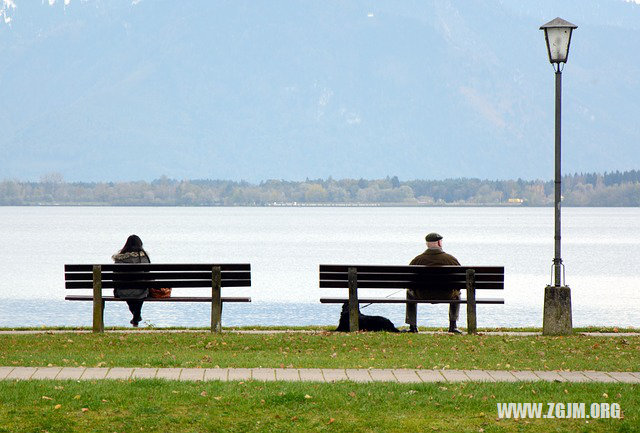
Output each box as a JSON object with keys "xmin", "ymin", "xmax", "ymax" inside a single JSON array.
[{"xmin": 544, "ymin": 27, "xmax": 573, "ymax": 63}]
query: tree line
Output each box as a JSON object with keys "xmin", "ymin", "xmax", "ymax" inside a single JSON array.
[{"xmin": 1, "ymin": 170, "xmax": 639, "ymax": 206}]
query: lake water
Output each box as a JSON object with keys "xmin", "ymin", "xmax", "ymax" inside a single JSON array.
[{"xmin": 0, "ymin": 206, "xmax": 638, "ymax": 329}]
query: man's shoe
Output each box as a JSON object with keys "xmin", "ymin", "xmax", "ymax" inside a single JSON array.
[
  {"xmin": 448, "ymin": 321, "xmax": 462, "ymax": 334},
  {"xmin": 408, "ymin": 325, "xmax": 419, "ymax": 333},
  {"xmin": 130, "ymin": 319, "xmax": 139, "ymax": 328}
]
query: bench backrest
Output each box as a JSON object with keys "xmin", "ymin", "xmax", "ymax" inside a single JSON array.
[
  {"xmin": 319, "ymin": 264, "xmax": 504, "ymax": 290},
  {"xmin": 65, "ymin": 264, "xmax": 251, "ymax": 290}
]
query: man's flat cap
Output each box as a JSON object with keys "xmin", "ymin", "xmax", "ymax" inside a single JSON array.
[{"xmin": 425, "ymin": 232, "xmax": 443, "ymax": 242}]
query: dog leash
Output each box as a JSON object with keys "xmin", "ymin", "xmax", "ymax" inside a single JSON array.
[{"xmin": 360, "ymin": 289, "xmax": 404, "ymax": 310}]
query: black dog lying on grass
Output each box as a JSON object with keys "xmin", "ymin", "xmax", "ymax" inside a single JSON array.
[{"xmin": 335, "ymin": 303, "xmax": 400, "ymax": 332}]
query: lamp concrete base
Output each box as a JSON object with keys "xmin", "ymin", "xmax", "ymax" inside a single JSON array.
[{"xmin": 542, "ymin": 285, "xmax": 573, "ymax": 335}]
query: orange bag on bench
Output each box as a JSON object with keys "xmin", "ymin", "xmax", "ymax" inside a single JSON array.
[{"xmin": 149, "ymin": 288, "xmax": 172, "ymax": 298}]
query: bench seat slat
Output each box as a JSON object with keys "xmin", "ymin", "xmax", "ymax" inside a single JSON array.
[
  {"xmin": 319, "ymin": 297, "xmax": 504, "ymax": 305},
  {"xmin": 320, "ymin": 272, "xmax": 504, "ymax": 282},
  {"xmin": 65, "ymin": 264, "xmax": 250, "ymax": 272},
  {"xmin": 65, "ymin": 295, "xmax": 251, "ymax": 303},
  {"xmin": 65, "ymin": 280, "xmax": 251, "ymax": 289},
  {"xmin": 319, "ymin": 281, "xmax": 503, "ymax": 290},
  {"xmin": 320, "ymin": 264, "xmax": 504, "ymax": 274},
  {"xmin": 65, "ymin": 271, "xmax": 251, "ymax": 281}
]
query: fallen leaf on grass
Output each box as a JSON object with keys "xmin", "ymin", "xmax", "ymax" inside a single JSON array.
[
  {"xmin": 73, "ymin": 395, "xmax": 81, "ymax": 400},
  {"xmin": 81, "ymin": 408, "xmax": 89, "ymax": 412},
  {"xmin": 54, "ymin": 404, "xmax": 61, "ymax": 410},
  {"xmin": 328, "ymin": 418, "xmax": 335, "ymax": 424},
  {"xmin": 42, "ymin": 396, "xmax": 52, "ymax": 400},
  {"xmin": 200, "ymin": 391, "xmax": 208, "ymax": 397},
  {"xmin": 214, "ymin": 396, "xmax": 222, "ymax": 401},
  {"xmin": 291, "ymin": 416, "xmax": 298, "ymax": 421},
  {"xmin": 304, "ymin": 394, "xmax": 312, "ymax": 399}
]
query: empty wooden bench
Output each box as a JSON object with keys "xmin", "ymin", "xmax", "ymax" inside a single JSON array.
[
  {"xmin": 319, "ymin": 264, "xmax": 504, "ymax": 334},
  {"xmin": 65, "ymin": 263, "xmax": 251, "ymax": 333}
]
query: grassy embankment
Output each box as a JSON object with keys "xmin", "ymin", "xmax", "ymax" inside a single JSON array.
[
  {"xmin": 1, "ymin": 331, "xmax": 639, "ymax": 371},
  {"xmin": 1, "ymin": 332, "xmax": 639, "ymax": 432}
]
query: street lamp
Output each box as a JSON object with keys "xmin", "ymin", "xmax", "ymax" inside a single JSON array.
[{"xmin": 540, "ymin": 17, "xmax": 577, "ymax": 336}]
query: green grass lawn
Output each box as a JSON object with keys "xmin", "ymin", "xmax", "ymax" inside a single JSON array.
[
  {"xmin": 1, "ymin": 332, "xmax": 639, "ymax": 371},
  {"xmin": 0, "ymin": 380, "xmax": 637, "ymax": 433}
]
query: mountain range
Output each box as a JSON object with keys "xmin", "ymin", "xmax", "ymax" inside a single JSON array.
[{"xmin": 1, "ymin": 0, "xmax": 639, "ymax": 182}]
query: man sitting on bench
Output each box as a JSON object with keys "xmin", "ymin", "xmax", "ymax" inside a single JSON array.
[{"xmin": 406, "ymin": 232, "xmax": 462, "ymax": 334}]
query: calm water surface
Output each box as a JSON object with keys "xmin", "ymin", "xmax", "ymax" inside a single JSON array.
[{"xmin": 0, "ymin": 206, "xmax": 638, "ymax": 328}]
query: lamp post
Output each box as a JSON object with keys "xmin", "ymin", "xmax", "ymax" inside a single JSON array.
[{"xmin": 540, "ymin": 17, "xmax": 577, "ymax": 336}]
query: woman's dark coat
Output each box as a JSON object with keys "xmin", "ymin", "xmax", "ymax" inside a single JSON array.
[{"xmin": 112, "ymin": 251, "xmax": 150, "ymax": 299}]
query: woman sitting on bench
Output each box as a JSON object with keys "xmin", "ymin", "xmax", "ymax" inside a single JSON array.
[{"xmin": 112, "ymin": 234, "xmax": 150, "ymax": 327}]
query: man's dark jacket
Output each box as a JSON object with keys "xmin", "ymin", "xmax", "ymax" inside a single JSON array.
[{"xmin": 408, "ymin": 249, "xmax": 461, "ymax": 300}]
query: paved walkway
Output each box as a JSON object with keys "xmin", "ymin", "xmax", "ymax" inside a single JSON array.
[{"xmin": 1, "ymin": 366, "xmax": 639, "ymax": 383}]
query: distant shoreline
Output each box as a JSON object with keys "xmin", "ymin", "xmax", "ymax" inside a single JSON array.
[{"xmin": 2, "ymin": 171, "xmax": 639, "ymax": 207}]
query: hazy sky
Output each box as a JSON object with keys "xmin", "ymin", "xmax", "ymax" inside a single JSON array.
[{"xmin": 2, "ymin": 0, "xmax": 639, "ymax": 182}]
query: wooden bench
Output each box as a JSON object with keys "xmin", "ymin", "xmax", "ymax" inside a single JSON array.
[
  {"xmin": 65, "ymin": 263, "xmax": 251, "ymax": 333},
  {"xmin": 319, "ymin": 264, "xmax": 504, "ymax": 334}
]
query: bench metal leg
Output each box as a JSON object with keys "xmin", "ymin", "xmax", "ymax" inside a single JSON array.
[
  {"xmin": 348, "ymin": 267, "xmax": 359, "ymax": 332},
  {"xmin": 466, "ymin": 269, "xmax": 477, "ymax": 334},
  {"xmin": 92, "ymin": 265, "xmax": 104, "ymax": 333},
  {"xmin": 211, "ymin": 266, "xmax": 222, "ymax": 333}
]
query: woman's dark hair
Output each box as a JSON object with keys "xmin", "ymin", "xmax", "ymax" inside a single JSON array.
[{"xmin": 120, "ymin": 234, "xmax": 149, "ymax": 259}]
